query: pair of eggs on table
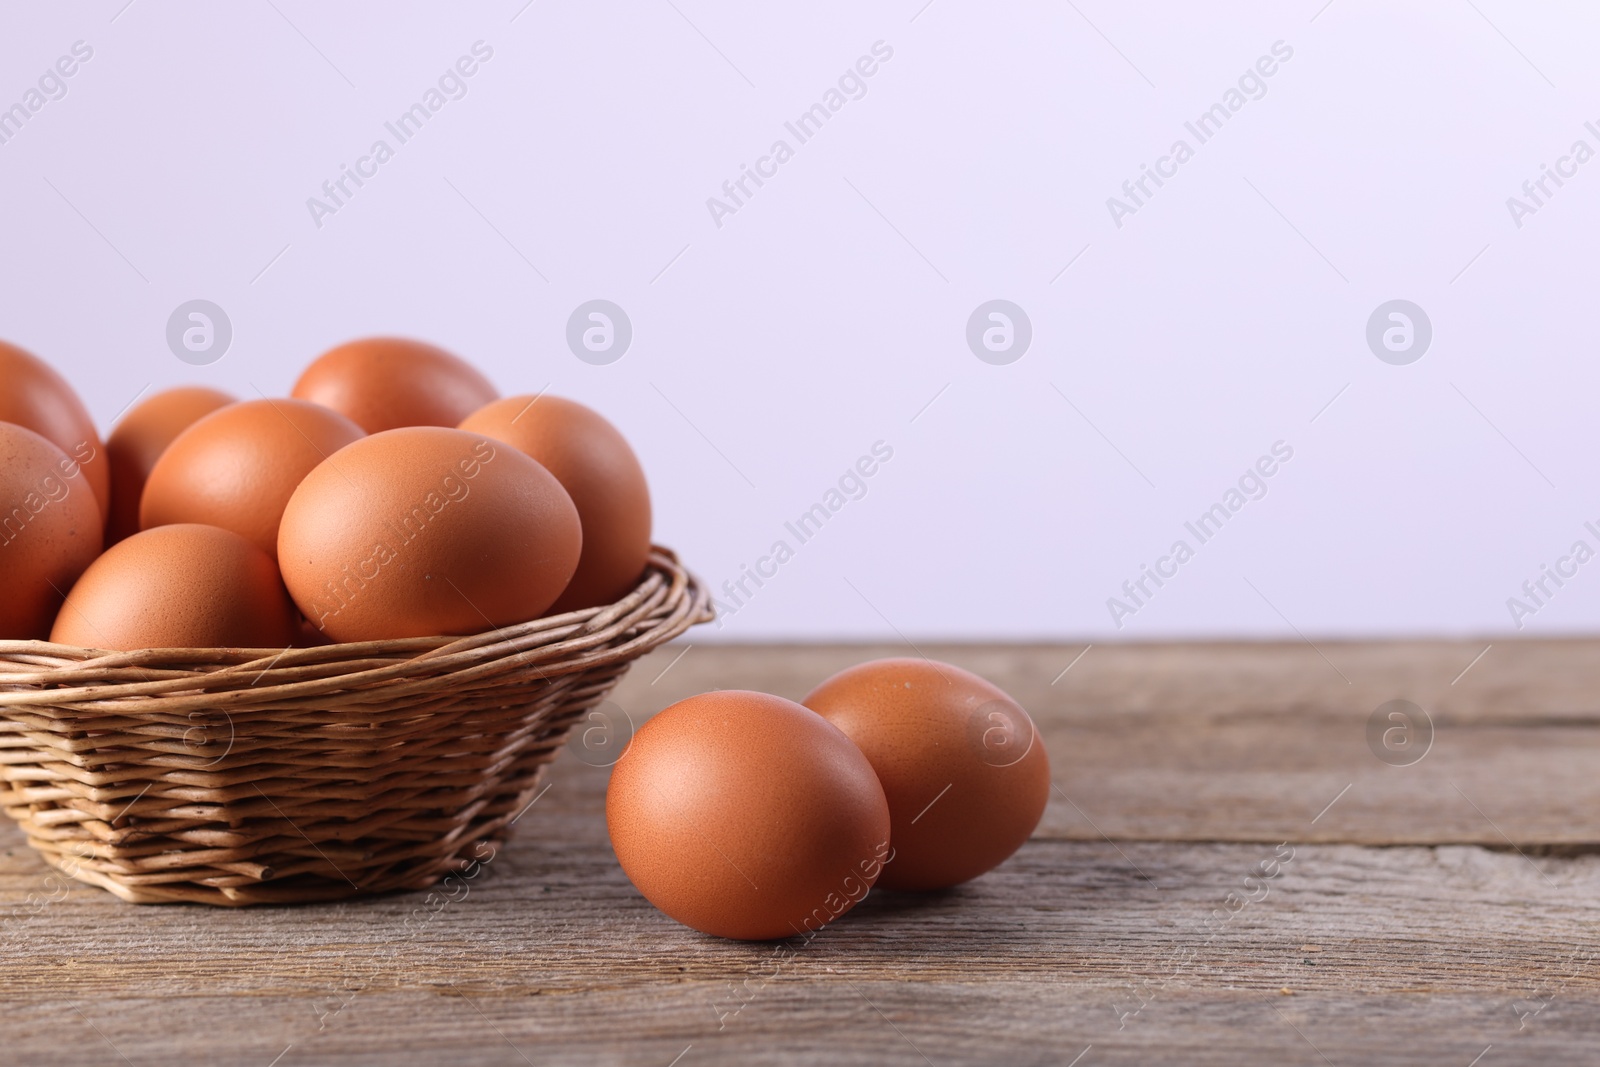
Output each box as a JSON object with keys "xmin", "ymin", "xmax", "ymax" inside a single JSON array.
[
  {"xmin": 607, "ymin": 658, "xmax": 1052, "ymax": 941},
  {"xmin": 1, "ymin": 338, "xmax": 650, "ymax": 648}
]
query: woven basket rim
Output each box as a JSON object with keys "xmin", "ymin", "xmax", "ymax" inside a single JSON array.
[
  {"xmin": 0, "ymin": 545, "xmax": 711, "ymax": 906},
  {"xmin": 0, "ymin": 545, "xmax": 712, "ymax": 704}
]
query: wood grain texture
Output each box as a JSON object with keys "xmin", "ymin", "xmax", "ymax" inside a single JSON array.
[
  {"xmin": 626, "ymin": 640, "xmax": 1600, "ymax": 846},
  {"xmin": 3, "ymin": 640, "xmax": 1598, "ymax": 1065}
]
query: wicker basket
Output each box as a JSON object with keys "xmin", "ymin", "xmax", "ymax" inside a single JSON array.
[{"xmin": 0, "ymin": 547, "xmax": 709, "ymax": 905}]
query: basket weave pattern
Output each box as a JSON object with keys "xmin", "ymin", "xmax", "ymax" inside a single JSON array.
[{"xmin": 0, "ymin": 547, "xmax": 708, "ymax": 905}]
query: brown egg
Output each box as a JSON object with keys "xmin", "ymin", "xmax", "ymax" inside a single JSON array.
[
  {"xmin": 105, "ymin": 386, "xmax": 235, "ymax": 544},
  {"xmin": 0, "ymin": 423, "xmax": 103, "ymax": 639},
  {"xmin": 277, "ymin": 427, "xmax": 581, "ymax": 642},
  {"xmin": 606, "ymin": 690, "xmax": 892, "ymax": 941},
  {"xmin": 50, "ymin": 524, "xmax": 298, "ymax": 650},
  {"xmin": 459, "ymin": 395, "xmax": 651, "ymax": 612},
  {"xmin": 803, "ymin": 658, "xmax": 1050, "ymax": 891},
  {"xmin": 291, "ymin": 338, "xmax": 498, "ymax": 434},
  {"xmin": 140, "ymin": 398, "xmax": 363, "ymax": 561},
  {"xmin": 0, "ymin": 340, "xmax": 109, "ymax": 523}
]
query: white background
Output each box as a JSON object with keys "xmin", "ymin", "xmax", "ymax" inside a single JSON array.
[{"xmin": 2, "ymin": 1, "xmax": 1598, "ymax": 641}]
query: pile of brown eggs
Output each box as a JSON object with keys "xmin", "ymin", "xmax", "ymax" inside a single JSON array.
[
  {"xmin": 0, "ymin": 337, "xmax": 651, "ymax": 648},
  {"xmin": 606, "ymin": 658, "xmax": 1052, "ymax": 940}
]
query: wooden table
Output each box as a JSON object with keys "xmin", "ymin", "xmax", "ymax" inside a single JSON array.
[{"xmin": 4, "ymin": 641, "xmax": 1598, "ymax": 1065}]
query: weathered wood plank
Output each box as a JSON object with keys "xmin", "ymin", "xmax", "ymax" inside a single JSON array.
[
  {"xmin": 3, "ymin": 838, "xmax": 1598, "ymax": 1064},
  {"xmin": 619, "ymin": 640, "xmax": 1600, "ymax": 845},
  {"xmin": 3, "ymin": 641, "xmax": 1598, "ymax": 1066}
]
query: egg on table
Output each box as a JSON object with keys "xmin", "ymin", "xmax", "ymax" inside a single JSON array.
[
  {"xmin": 606, "ymin": 690, "xmax": 892, "ymax": 940},
  {"xmin": 803, "ymin": 658, "xmax": 1051, "ymax": 891}
]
